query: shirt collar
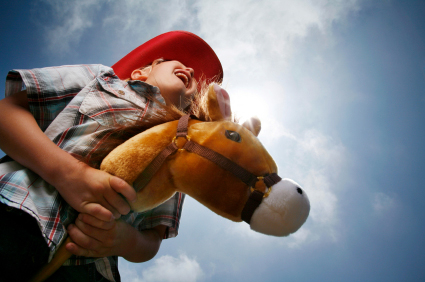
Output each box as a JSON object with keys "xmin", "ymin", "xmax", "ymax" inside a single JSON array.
[
  {"xmin": 127, "ymin": 80, "xmax": 166, "ymax": 107},
  {"xmin": 97, "ymin": 71, "xmax": 166, "ymax": 107}
]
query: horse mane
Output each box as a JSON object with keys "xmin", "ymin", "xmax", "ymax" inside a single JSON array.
[{"xmin": 83, "ymin": 82, "xmax": 218, "ymax": 168}]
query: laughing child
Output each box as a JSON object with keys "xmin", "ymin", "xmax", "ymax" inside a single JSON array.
[{"xmin": 0, "ymin": 31, "xmax": 228, "ymax": 282}]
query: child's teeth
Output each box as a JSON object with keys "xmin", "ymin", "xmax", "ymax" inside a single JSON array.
[{"xmin": 176, "ymin": 73, "xmax": 189, "ymax": 87}]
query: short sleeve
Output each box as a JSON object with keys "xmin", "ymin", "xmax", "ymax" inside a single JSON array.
[
  {"xmin": 5, "ymin": 64, "xmax": 111, "ymax": 131},
  {"xmin": 129, "ymin": 192, "xmax": 186, "ymax": 239}
]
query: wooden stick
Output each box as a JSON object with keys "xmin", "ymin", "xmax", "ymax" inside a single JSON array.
[{"xmin": 29, "ymin": 236, "xmax": 73, "ymax": 282}]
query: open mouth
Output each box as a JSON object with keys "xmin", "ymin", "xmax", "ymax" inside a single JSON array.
[{"xmin": 175, "ymin": 72, "xmax": 190, "ymax": 88}]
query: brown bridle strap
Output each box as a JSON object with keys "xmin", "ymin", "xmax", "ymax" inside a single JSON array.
[
  {"xmin": 241, "ymin": 190, "xmax": 264, "ymax": 224},
  {"xmin": 133, "ymin": 141, "xmax": 178, "ymax": 191},
  {"xmin": 176, "ymin": 113, "xmax": 192, "ymax": 138},
  {"xmin": 263, "ymin": 173, "xmax": 282, "ymax": 188},
  {"xmin": 133, "ymin": 114, "xmax": 282, "ymax": 224},
  {"xmin": 182, "ymin": 140, "xmax": 258, "ymax": 187},
  {"xmin": 133, "ymin": 114, "xmax": 193, "ymax": 191}
]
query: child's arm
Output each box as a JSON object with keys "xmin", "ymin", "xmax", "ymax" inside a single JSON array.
[
  {"xmin": 0, "ymin": 90, "xmax": 136, "ymax": 220},
  {"xmin": 66, "ymin": 213, "xmax": 166, "ymax": 262}
]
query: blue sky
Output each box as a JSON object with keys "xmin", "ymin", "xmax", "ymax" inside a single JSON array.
[{"xmin": 1, "ymin": 1, "xmax": 425, "ymax": 281}]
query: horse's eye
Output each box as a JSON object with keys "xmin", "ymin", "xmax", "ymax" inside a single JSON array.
[{"xmin": 225, "ymin": 130, "xmax": 241, "ymax": 142}]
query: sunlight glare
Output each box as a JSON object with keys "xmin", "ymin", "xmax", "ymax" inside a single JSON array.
[{"xmin": 230, "ymin": 89, "xmax": 271, "ymax": 124}]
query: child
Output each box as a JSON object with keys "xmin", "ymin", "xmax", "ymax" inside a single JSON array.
[{"xmin": 0, "ymin": 31, "xmax": 225, "ymax": 282}]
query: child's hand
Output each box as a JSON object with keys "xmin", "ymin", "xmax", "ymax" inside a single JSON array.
[
  {"xmin": 66, "ymin": 213, "xmax": 166, "ymax": 262},
  {"xmin": 66, "ymin": 213, "xmax": 129, "ymax": 258},
  {"xmin": 54, "ymin": 163, "xmax": 136, "ymax": 221}
]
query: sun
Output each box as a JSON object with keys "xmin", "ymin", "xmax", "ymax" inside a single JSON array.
[{"xmin": 230, "ymin": 89, "xmax": 271, "ymax": 124}]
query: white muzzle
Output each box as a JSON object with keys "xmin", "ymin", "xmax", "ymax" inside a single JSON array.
[{"xmin": 249, "ymin": 178, "xmax": 310, "ymax": 236}]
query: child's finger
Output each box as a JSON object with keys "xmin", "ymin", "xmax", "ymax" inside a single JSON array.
[
  {"xmin": 73, "ymin": 217, "xmax": 115, "ymax": 247},
  {"xmin": 66, "ymin": 241, "xmax": 89, "ymax": 257},
  {"xmin": 78, "ymin": 213, "xmax": 116, "ymax": 230},
  {"xmin": 84, "ymin": 203, "xmax": 118, "ymax": 221},
  {"xmin": 104, "ymin": 188, "xmax": 131, "ymax": 216},
  {"xmin": 67, "ymin": 224, "xmax": 101, "ymax": 257},
  {"xmin": 109, "ymin": 176, "xmax": 137, "ymax": 203},
  {"xmin": 100, "ymin": 201, "xmax": 122, "ymax": 220}
]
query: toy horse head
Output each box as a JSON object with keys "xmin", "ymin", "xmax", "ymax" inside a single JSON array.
[
  {"xmin": 101, "ymin": 84, "xmax": 310, "ymax": 236},
  {"xmin": 30, "ymin": 84, "xmax": 311, "ymax": 282}
]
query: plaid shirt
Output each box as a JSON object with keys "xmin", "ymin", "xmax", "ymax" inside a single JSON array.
[{"xmin": 0, "ymin": 65, "xmax": 185, "ymax": 281}]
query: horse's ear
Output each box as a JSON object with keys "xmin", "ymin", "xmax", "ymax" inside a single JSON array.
[
  {"xmin": 242, "ymin": 117, "xmax": 261, "ymax": 137},
  {"xmin": 207, "ymin": 84, "xmax": 231, "ymax": 121}
]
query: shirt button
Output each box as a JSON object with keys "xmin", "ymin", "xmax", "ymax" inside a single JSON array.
[{"xmin": 118, "ymin": 90, "xmax": 125, "ymax": 95}]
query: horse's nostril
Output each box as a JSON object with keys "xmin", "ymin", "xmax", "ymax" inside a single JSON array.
[{"xmin": 297, "ymin": 187, "xmax": 303, "ymax": 195}]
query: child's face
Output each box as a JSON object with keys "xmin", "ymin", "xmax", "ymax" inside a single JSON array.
[{"xmin": 131, "ymin": 60, "xmax": 196, "ymax": 109}]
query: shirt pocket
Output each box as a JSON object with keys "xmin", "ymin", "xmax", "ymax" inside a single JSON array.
[{"xmin": 79, "ymin": 86, "xmax": 147, "ymax": 127}]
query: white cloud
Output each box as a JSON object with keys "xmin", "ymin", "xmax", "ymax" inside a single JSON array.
[
  {"xmin": 195, "ymin": 0, "xmax": 360, "ymax": 74},
  {"xmin": 272, "ymin": 127, "xmax": 346, "ymax": 242},
  {"xmin": 137, "ymin": 254, "xmax": 205, "ymax": 282},
  {"xmin": 36, "ymin": 0, "xmax": 361, "ymax": 64},
  {"xmin": 38, "ymin": 0, "xmax": 101, "ymax": 54},
  {"xmin": 372, "ymin": 192, "xmax": 396, "ymax": 214},
  {"xmin": 286, "ymin": 226, "xmax": 314, "ymax": 248},
  {"xmin": 101, "ymin": 1, "xmax": 196, "ymax": 37},
  {"xmin": 37, "ymin": 0, "xmax": 196, "ymax": 57}
]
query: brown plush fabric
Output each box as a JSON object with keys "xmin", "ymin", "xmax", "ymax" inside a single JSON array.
[
  {"xmin": 100, "ymin": 84, "xmax": 278, "ymax": 221},
  {"xmin": 33, "ymin": 84, "xmax": 282, "ymax": 281},
  {"xmin": 100, "ymin": 120, "xmax": 179, "ymax": 184},
  {"xmin": 31, "ymin": 83, "xmax": 288, "ymax": 282}
]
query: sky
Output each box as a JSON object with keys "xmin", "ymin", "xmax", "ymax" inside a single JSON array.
[{"xmin": 1, "ymin": 0, "xmax": 425, "ymax": 281}]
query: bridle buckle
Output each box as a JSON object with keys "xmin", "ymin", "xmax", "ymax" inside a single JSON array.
[
  {"xmin": 250, "ymin": 176, "xmax": 273, "ymax": 198},
  {"xmin": 172, "ymin": 135, "xmax": 191, "ymax": 150}
]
